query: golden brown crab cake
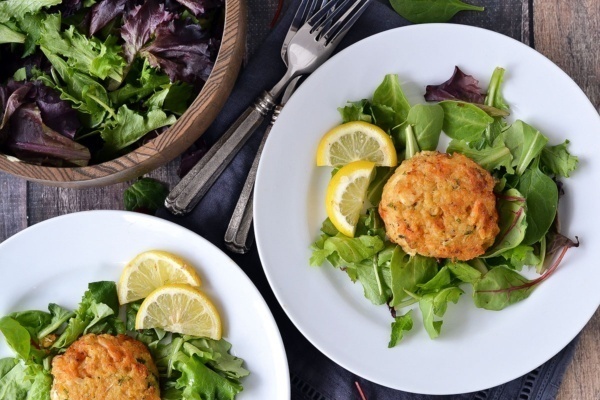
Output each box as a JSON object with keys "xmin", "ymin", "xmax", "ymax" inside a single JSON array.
[
  {"xmin": 379, "ymin": 151, "xmax": 499, "ymax": 260},
  {"xmin": 50, "ymin": 334, "xmax": 160, "ymax": 400}
]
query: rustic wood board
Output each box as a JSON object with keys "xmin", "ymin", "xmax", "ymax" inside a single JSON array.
[
  {"xmin": 534, "ymin": 1, "xmax": 600, "ymax": 398},
  {"xmin": 0, "ymin": 0, "xmax": 598, "ymax": 398}
]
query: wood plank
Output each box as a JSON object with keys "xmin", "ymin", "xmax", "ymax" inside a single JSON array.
[
  {"xmin": 0, "ymin": 172, "xmax": 27, "ymax": 242},
  {"xmin": 26, "ymin": 161, "xmax": 180, "ymax": 226},
  {"xmin": 533, "ymin": 1, "xmax": 600, "ymax": 399}
]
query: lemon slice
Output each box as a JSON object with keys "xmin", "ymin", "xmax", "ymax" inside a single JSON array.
[
  {"xmin": 326, "ymin": 160, "xmax": 376, "ymax": 237},
  {"xmin": 118, "ymin": 250, "xmax": 201, "ymax": 305},
  {"xmin": 316, "ymin": 121, "xmax": 397, "ymax": 167},
  {"xmin": 136, "ymin": 284, "xmax": 222, "ymax": 339}
]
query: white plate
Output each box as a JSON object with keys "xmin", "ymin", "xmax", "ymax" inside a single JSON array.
[
  {"xmin": 254, "ymin": 24, "xmax": 600, "ymax": 395},
  {"xmin": 0, "ymin": 211, "xmax": 290, "ymax": 399}
]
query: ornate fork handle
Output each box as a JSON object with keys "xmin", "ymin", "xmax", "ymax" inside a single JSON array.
[
  {"xmin": 165, "ymin": 92, "xmax": 276, "ymax": 215},
  {"xmin": 224, "ymin": 104, "xmax": 283, "ymax": 253}
]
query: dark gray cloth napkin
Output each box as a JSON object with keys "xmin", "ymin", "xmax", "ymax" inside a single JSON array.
[{"xmin": 157, "ymin": 0, "xmax": 578, "ymax": 398}]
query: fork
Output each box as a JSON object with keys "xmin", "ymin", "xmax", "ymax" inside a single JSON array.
[
  {"xmin": 165, "ymin": 0, "xmax": 373, "ymax": 216},
  {"xmin": 223, "ymin": 0, "xmax": 332, "ymax": 254}
]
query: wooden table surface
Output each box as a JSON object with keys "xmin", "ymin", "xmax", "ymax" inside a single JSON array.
[{"xmin": 0, "ymin": 1, "xmax": 598, "ymax": 398}]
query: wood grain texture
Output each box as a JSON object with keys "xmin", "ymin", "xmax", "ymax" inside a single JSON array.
[
  {"xmin": 0, "ymin": 0, "xmax": 247, "ymax": 188},
  {"xmin": 534, "ymin": 1, "xmax": 600, "ymax": 399},
  {"xmin": 0, "ymin": 172, "xmax": 26, "ymax": 239}
]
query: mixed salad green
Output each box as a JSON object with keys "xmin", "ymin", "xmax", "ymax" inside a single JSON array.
[
  {"xmin": 310, "ymin": 66, "xmax": 579, "ymax": 347},
  {"xmin": 0, "ymin": 0, "xmax": 223, "ymax": 166},
  {"xmin": 0, "ymin": 281, "xmax": 249, "ymax": 399}
]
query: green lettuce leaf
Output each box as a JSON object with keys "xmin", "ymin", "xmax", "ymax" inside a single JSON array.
[
  {"xmin": 540, "ymin": 140, "xmax": 579, "ymax": 178},
  {"xmin": 419, "ymin": 287, "xmax": 463, "ymax": 339},
  {"xmin": 388, "ymin": 310, "xmax": 413, "ymax": 348},
  {"xmin": 100, "ymin": 105, "xmax": 176, "ymax": 154},
  {"xmin": 502, "ymin": 120, "xmax": 549, "ymax": 176},
  {"xmin": 389, "ymin": 247, "xmax": 438, "ymax": 306},
  {"xmin": 447, "ymin": 136, "xmax": 513, "ymax": 173},
  {"xmin": 372, "ymin": 74, "xmax": 411, "ymax": 124}
]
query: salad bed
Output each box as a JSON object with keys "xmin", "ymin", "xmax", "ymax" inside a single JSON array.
[
  {"xmin": 0, "ymin": 0, "xmax": 223, "ymax": 166},
  {"xmin": 310, "ymin": 67, "xmax": 580, "ymax": 346}
]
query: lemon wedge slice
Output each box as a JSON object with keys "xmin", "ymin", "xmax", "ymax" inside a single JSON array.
[
  {"xmin": 135, "ymin": 284, "xmax": 222, "ymax": 339},
  {"xmin": 316, "ymin": 121, "xmax": 397, "ymax": 167},
  {"xmin": 326, "ymin": 160, "xmax": 376, "ymax": 237},
  {"xmin": 118, "ymin": 250, "xmax": 201, "ymax": 305}
]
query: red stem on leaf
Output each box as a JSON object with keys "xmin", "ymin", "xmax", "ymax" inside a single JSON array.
[
  {"xmin": 270, "ymin": 0, "xmax": 285, "ymax": 28},
  {"xmin": 355, "ymin": 381, "xmax": 368, "ymax": 400},
  {"xmin": 478, "ymin": 244, "xmax": 571, "ymax": 294}
]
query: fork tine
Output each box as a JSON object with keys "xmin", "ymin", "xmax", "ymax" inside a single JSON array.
[
  {"xmin": 322, "ymin": 0, "xmax": 371, "ymax": 45},
  {"xmin": 290, "ymin": 0, "xmax": 316, "ymax": 31},
  {"xmin": 306, "ymin": 0, "xmax": 348, "ymax": 28}
]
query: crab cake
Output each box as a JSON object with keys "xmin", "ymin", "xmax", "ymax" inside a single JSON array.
[
  {"xmin": 51, "ymin": 334, "xmax": 160, "ymax": 400},
  {"xmin": 379, "ymin": 151, "xmax": 499, "ymax": 260}
]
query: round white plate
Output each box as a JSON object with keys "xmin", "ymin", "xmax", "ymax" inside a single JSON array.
[
  {"xmin": 254, "ymin": 24, "xmax": 600, "ymax": 395},
  {"xmin": 0, "ymin": 211, "xmax": 290, "ymax": 399}
]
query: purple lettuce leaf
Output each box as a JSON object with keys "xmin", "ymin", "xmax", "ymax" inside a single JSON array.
[
  {"xmin": 177, "ymin": 138, "xmax": 208, "ymax": 177},
  {"xmin": 89, "ymin": 0, "xmax": 128, "ymax": 36},
  {"xmin": 121, "ymin": 0, "xmax": 174, "ymax": 63},
  {"xmin": 31, "ymin": 81, "xmax": 81, "ymax": 140},
  {"xmin": 174, "ymin": 0, "xmax": 222, "ymax": 15},
  {"xmin": 48, "ymin": 0, "xmax": 83, "ymax": 17},
  {"xmin": 5, "ymin": 104, "xmax": 90, "ymax": 166},
  {"xmin": 2, "ymin": 80, "xmax": 81, "ymax": 140},
  {"xmin": 0, "ymin": 85, "xmax": 30, "ymax": 131},
  {"xmin": 425, "ymin": 66, "xmax": 485, "ymax": 104},
  {"xmin": 140, "ymin": 19, "xmax": 215, "ymax": 86}
]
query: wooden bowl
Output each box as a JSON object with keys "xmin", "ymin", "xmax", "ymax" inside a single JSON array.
[{"xmin": 0, "ymin": 0, "xmax": 246, "ymax": 188}]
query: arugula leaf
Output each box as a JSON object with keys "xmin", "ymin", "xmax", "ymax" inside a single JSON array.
[
  {"xmin": 494, "ymin": 245, "xmax": 540, "ymax": 270},
  {"xmin": 516, "ymin": 166, "xmax": 558, "ymax": 245},
  {"xmin": 353, "ymin": 258, "xmax": 391, "ymax": 305},
  {"xmin": 484, "ymin": 188, "xmax": 527, "ymax": 257},
  {"xmin": 53, "ymin": 281, "xmax": 124, "ymax": 349},
  {"xmin": 144, "ymin": 82, "xmax": 193, "ymax": 114},
  {"xmin": 502, "ymin": 120, "xmax": 549, "ymax": 176},
  {"xmin": 447, "ymin": 136, "xmax": 513, "ymax": 173},
  {"xmin": 389, "ymin": 0, "xmax": 484, "ymax": 24},
  {"xmin": 404, "ymin": 124, "xmax": 420, "ymax": 160},
  {"xmin": 540, "ymin": 140, "xmax": 579, "ymax": 178},
  {"xmin": 446, "ymin": 262, "xmax": 481, "ymax": 284},
  {"xmin": 389, "ymin": 247, "xmax": 438, "ymax": 306},
  {"xmin": 372, "ymin": 74, "xmax": 411, "ymax": 124},
  {"xmin": 100, "ymin": 105, "xmax": 176, "ymax": 154},
  {"xmin": 417, "ymin": 266, "xmax": 453, "ymax": 292},
  {"xmin": 388, "ymin": 310, "xmax": 413, "ymax": 348},
  {"xmin": 419, "ymin": 287, "xmax": 463, "ymax": 339},
  {"xmin": 485, "ymin": 67, "xmax": 509, "ymax": 111},
  {"xmin": 439, "ymin": 100, "xmax": 493, "ymax": 141},
  {"xmin": 124, "ymin": 177, "xmax": 169, "ymax": 213},
  {"xmin": 36, "ymin": 304, "xmax": 74, "ymax": 339},
  {"xmin": 338, "ymin": 100, "xmax": 373, "ymax": 124}
]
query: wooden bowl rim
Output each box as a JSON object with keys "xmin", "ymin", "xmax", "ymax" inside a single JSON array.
[{"xmin": 0, "ymin": 0, "xmax": 246, "ymax": 188}]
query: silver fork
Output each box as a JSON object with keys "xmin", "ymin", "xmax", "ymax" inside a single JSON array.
[
  {"xmin": 165, "ymin": 0, "xmax": 372, "ymax": 216},
  {"xmin": 223, "ymin": 0, "xmax": 332, "ymax": 254}
]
